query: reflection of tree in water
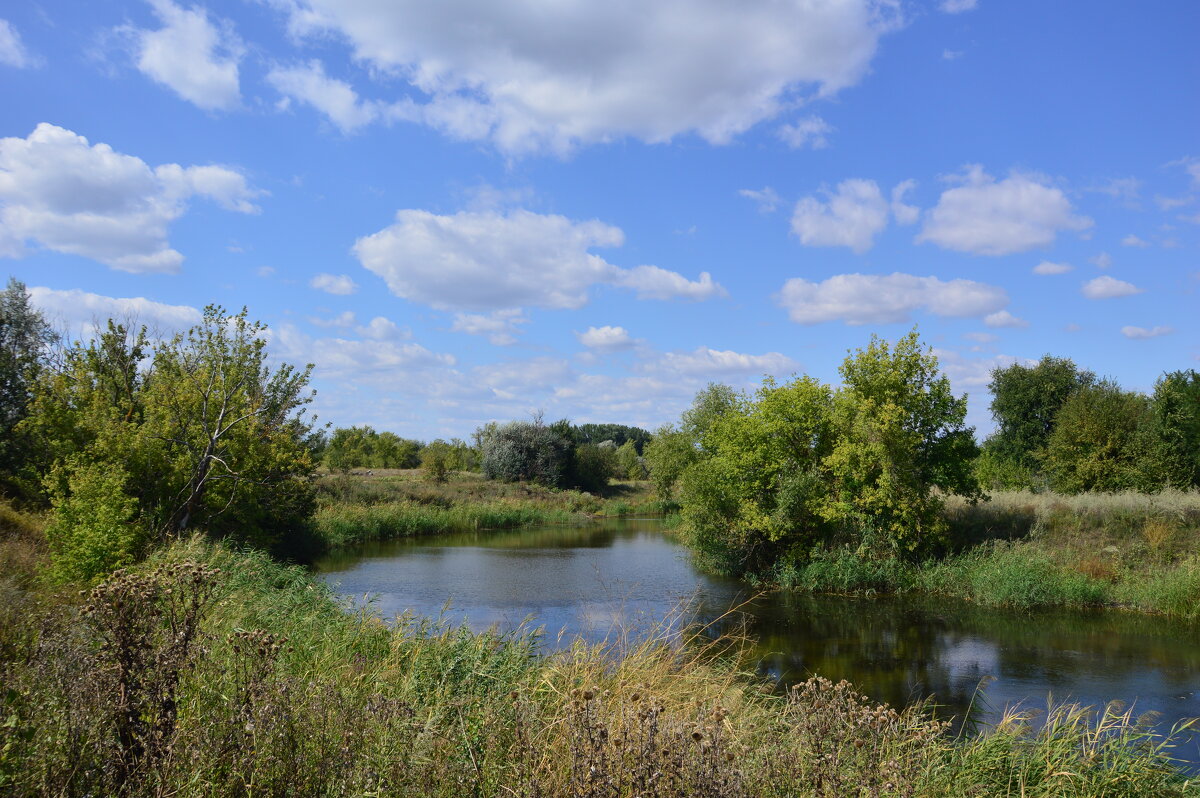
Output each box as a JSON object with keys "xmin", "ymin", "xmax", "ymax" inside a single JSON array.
[{"xmin": 691, "ymin": 589, "xmax": 1200, "ymax": 727}]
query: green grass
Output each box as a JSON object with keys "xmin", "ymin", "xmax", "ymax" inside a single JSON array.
[
  {"xmin": 306, "ymin": 471, "xmax": 666, "ymax": 552},
  {"xmin": 763, "ymin": 490, "xmax": 1200, "ymax": 619},
  {"xmin": 2, "ymin": 533, "xmax": 1196, "ymax": 797}
]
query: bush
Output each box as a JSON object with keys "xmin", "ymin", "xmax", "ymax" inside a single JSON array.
[
  {"xmin": 44, "ymin": 458, "xmax": 146, "ymax": 583},
  {"xmin": 480, "ymin": 420, "xmax": 575, "ymax": 487}
]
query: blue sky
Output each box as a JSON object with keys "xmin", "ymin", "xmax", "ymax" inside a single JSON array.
[{"xmin": 2, "ymin": 0, "xmax": 1197, "ymax": 440}]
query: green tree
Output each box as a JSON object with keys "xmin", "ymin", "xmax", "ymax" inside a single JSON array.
[
  {"xmin": 479, "ymin": 418, "xmax": 575, "ymax": 487},
  {"xmin": 981, "ymin": 355, "xmax": 1095, "ymax": 488},
  {"xmin": 1044, "ymin": 381, "xmax": 1151, "ymax": 493},
  {"xmin": 679, "ymin": 376, "xmax": 834, "ymax": 574},
  {"xmin": 824, "ymin": 331, "xmax": 979, "ymax": 556},
  {"xmin": 614, "ymin": 439, "xmax": 644, "ymax": 479},
  {"xmin": 642, "ymin": 425, "xmax": 697, "ymax": 499},
  {"xmin": 26, "ymin": 308, "xmax": 318, "ymax": 562},
  {"xmin": 0, "ymin": 278, "xmax": 58, "ymax": 494},
  {"xmin": 420, "ymin": 439, "xmax": 452, "ymax": 483},
  {"xmin": 1142, "ymin": 369, "xmax": 1200, "ymax": 489}
]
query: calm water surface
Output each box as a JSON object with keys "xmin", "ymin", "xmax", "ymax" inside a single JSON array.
[{"xmin": 315, "ymin": 519, "xmax": 1200, "ymax": 759}]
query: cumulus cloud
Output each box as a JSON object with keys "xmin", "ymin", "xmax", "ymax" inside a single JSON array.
[
  {"xmin": 1121, "ymin": 325, "xmax": 1173, "ymax": 340},
  {"xmin": 916, "ymin": 165, "xmax": 1092, "ymax": 255},
  {"xmin": 273, "ymin": 323, "xmax": 454, "ymax": 381},
  {"xmin": 272, "ymin": 0, "xmax": 900, "ymax": 154},
  {"xmin": 128, "ymin": 0, "xmax": 242, "ymax": 111},
  {"xmin": 354, "ymin": 208, "xmax": 724, "ymax": 311},
  {"xmin": 1121, "ymin": 234, "xmax": 1149, "ymax": 248},
  {"xmin": 577, "ymin": 325, "xmax": 635, "ymax": 350},
  {"xmin": 640, "ymin": 346, "xmax": 796, "ymax": 378},
  {"xmin": 0, "ymin": 19, "xmax": 36, "ymax": 68},
  {"xmin": 357, "ymin": 316, "xmax": 408, "ymax": 340},
  {"xmin": 1032, "ymin": 260, "xmax": 1072, "ymax": 275},
  {"xmin": 983, "ymin": 310, "xmax": 1029, "ymax": 328},
  {"xmin": 739, "ymin": 186, "xmax": 782, "ymax": 213},
  {"xmin": 0, "ymin": 123, "xmax": 261, "ymax": 272},
  {"xmin": 267, "ymin": 60, "xmax": 398, "ymax": 133},
  {"xmin": 450, "ymin": 309, "xmax": 528, "ymax": 346},
  {"xmin": 1090, "ymin": 252, "xmax": 1113, "ymax": 269},
  {"xmin": 310, "ymin": 273, "xmax": 358, "ymax": 295},
  {"xmin": 791, "ymin": 179, "xmax": 890, "ymax": 253},
  {"xmin": 1082, "ymin": 275, "xmax": 1142, "ymax": 299},
  {"xmin": 29, "ymin": 286, "xmax": 202, "ymax": 337},
  {"xmin": 777, "ymin": 272, "xmax": 1008, "ymax": 325},
  {"xmin": 778, "ymin": 116, "xmax": 833, "ymax": 149}
]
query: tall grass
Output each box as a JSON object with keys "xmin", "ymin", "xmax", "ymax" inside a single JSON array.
[
  {"xmin": 2, "ymin": 538, "xmax": 1196, "ymax": 797},
  {"xmin": 313, "ymin": 500, "xmax": 581, "ymax": 548}
]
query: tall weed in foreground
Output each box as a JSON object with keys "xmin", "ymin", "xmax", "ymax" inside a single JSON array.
[{"xmin": 3, "ymin": 539, "xmax": 1198, "ymax": 797}]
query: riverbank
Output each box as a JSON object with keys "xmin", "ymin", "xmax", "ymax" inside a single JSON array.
[
  {"xmin": 1, "ymin": 514, "xmax": 1196, "ymax": 796},
  {"xmin": 309, "ymin": 470, "xmax": 672, "ymax": 550},
  {"xmin": 770, "ymin": 490, "xmax": 1200, "ymax": 621}
]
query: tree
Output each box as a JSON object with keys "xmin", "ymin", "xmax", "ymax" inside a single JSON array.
[
  {"xmin": 642, "ymin": 425, "xmax": 697, "ymax": 499},
  {"xmin": 574, "ymin": 423, "xmax": 653, "ymax": 454},
  {"xmin": 1142, "ymin": 370, "xmax": 1200, "ymax": 489},
  {"xmin": 1044, "ymin": 381, "xmax": 1151, "ymax": 494},
  {"xmin": 982, "ymin": 356, "xmax": 1095, "ymax": 488},
  {"xmin": 824, "ymin": 331, "xmax": 979, "ymax": 556},
  {"xmin": 479, "ymin": 418, "xmax": 575, "ymax": 487},
  {"xmin": 679, "ymin": 376, "xmax": 834, "ymax": 574},
  {"xmin": 615, "ymin": 439, "xmax": 644, "ymax": 479},
  {"xmin": 0, "ymin": 278, "xmax": 58, "ymax": 494},
  {"xmin": 26, "ymin": 307, "xmax": 317, "ymax": 563}
]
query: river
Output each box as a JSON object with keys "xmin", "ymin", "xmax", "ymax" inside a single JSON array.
[{"xmin": 315, "ymin": 518, "xmax": 1200, "ymax": 760}]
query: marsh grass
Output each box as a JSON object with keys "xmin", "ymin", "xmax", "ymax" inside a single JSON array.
[
  {"xmin": 307, "ymin": 471, "xmax": 664, "ymax": 552},
  {"xmin": 2, "ymin": 536, "xmax": 1197, "ymax": 797},
  {"xmin": 764, "ymin": 490, "xmax": 1200, "ymax": 619}
]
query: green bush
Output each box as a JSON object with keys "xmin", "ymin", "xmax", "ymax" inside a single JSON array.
[{"xmin": 44, "ymin": 458, "xmax": 145, "ymax": 582}]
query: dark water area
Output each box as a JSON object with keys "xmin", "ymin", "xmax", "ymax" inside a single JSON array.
[{"xmin": 315, "ymin": 518, "xmax": 1200, "ymax": 763}]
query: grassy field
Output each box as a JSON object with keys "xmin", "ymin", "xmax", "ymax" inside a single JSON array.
[
  {"xmin": 1, "ymin": 506, "xmax": 1196, "ymax": 797},
  {"xmin": 309, "ymin": 469, "xmax": 672, "ymax": 551},
  {"xmin": 773, "ymin": 489, "xmax": 1200, "ymax": 620}
]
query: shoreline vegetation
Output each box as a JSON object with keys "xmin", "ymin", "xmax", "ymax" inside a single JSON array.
[
  {"xmin": 2, "ymin": 514, "xmax": 1197, "ymax": 796},
  {"xmin": 306, "ymin": 470, "xmax": 1200, "ymax": 621}
]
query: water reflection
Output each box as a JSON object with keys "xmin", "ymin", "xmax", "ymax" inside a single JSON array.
[{"xmin": 315, "ymin": 519, "xmax": 1200, "ymax": 760}]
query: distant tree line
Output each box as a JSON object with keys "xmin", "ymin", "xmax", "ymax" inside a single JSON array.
[{"xmin": 979, "ymin": 356, "xmax": 1200, "ymax": 493}]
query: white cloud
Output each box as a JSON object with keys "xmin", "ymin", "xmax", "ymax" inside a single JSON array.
[
  {"xmin": 1032, "ymin": 260, "xmax": 1072, "ymax": 275},
  {"xmin": 1082, "ymin": 276, "xmax": 1142, "ymax": 300},
  {"xmin": 778, "ymin": 116, "xmax": 833, "ymax": 150},
  {"xmin": 890, "ymin": 179, "xmax": 920, "ymax": 225},
  {"xmin": 983, "ymin": 310, "xmax": 1028, "ymax": 328},
  {"xmin": 791, "ymin": 179, "xmax": 889, "ymax": 253},
  {"xmin": 641, "ymin": 346, "xmax": 796, "ymax": 378},
  {"xmin": 256, "ymin": 265, "xmax": 276, "ymax": 277},
  {"xmin": 1090, "ymin": 252, "xmax": 1113, "ymax": 269},
  {"xmin": 1121, "ymin": 325, "xmax": 1173, "ymax": 340},
  {"xmin": 357, "ymin": 316, "xmax": 408, "ymax": 340},
  {"xmin": 739, "ymin": 186, "xmax": 781, "ymax": 213},
  {"xmin": 129, "ymin": 0, "xmax": 242, "ymax": 111},
  {"xmin": 310, "ymin": 273, "xmax": 358, "ymax": 295},
  {"xmin": 1169, "ymin": 156, "xmax": 1200, "ymax": 188},
  {"xmin": 450, "ymin": 309, "xmax": 528, "ymax": 346},
  {"xmin": 940, "ymin": 0, "xmax": 978, "ymax": 13},
  {"xmin": 942, "ymin": 49, "xmax": 964, "ymax": 61},
  {"xmin": 354, "ymin": 208, "xmax": 724, "ymax": 311},
  {"xmin": 777, "ymin": 272, "xmax": 1008, "ymax": 325},
  {"xmin": 272, "ymin": 323, "xmax": 454, "ymax": 381},
  {"xmin": 916, "ymin": 165, "xmax": 1092, "ymax": 255},
  {"xmin": 0, "ymin": 123, "xmax": 261, "ymax": 272},
  {"xmin": 1120, "ymin": 234, "xmax": 1149, "ymax": 248},
  {"xmin": 267, "ymin": 60, "xmax": 394, "ymax": 133},
  {"xmin": 0, "ymin": 19, "xmax": 36, "ymax": 68},
  {"xmin": 610, "ymin": 264, "xmax": 726, "ymax": 301},
  {"xmin": 28, "ymin": 286, "xmax": 202, "ymax": 337},
  {"xmin": 577, "ymin": 325, "xmax": 634, "ymax": 350},
  {"xmin": 1088, "ymin": 177, "xmax": 1140, "ymax": 206},
  {"xmin": 273, "ymin": 0, "xmax": 901, "ymax": 154}
]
